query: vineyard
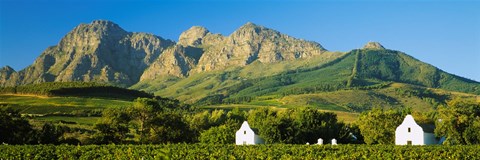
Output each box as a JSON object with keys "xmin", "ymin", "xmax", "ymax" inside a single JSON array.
[{"xmin": 1, "ymin": 144, "xmax": 479, "ymax": 159}]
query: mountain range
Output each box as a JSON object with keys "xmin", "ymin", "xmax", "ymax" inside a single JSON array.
[{"xmin": 1, "ymin": 20, "xmax": 479, "ymax": 108}]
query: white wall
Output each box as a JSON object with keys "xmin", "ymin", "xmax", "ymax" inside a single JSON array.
[
  {"xmin": 236, "ymin": 121, "xmax": 263, "ymax": 145},
  {"xmin": 236, "ymin": 128, "xmax": 256, "ymax": 145},
  {"xmin": 395, "ymin": 115, "xmax": 425, "ymax": 145}
]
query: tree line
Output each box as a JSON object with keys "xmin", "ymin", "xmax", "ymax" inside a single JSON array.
[
  {"xmin": 0, "ymin": 97, "xmax": 361, "ymax": 145},
  {"xmin": 0, "ymin": 82, "xmax": 153, "ymax": 100},
  {"xmin": 1, "ymin": 97, "xmax": 478, "ymax": 145},
  {"xmin": 90, "ymin": 99, "xmax": 364, "ymax": 144}
]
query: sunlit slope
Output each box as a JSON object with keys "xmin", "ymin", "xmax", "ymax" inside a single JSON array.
[{"xmin": 134, "ymin": 48, "xmax": 480, "ymax": 105}]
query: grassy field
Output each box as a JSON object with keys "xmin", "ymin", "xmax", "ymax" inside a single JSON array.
[
  {"xmin": 0, "ymin": 94, "xmax": 131, "ymax": 129},
  {"xmin": 0, "ymin": 94, "xmax": 132, "ymax": 114}
]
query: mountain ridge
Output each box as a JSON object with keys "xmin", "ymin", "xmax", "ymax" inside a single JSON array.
[{"xmin": 1, "ymin": 20, "xmax": 479, "ymax": 100}]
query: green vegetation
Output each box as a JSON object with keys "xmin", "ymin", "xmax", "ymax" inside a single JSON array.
[
  {"xmin": 357, "ymin": 108, "xmax": 406, "ymax": 144},
  {"xmin": 127, "ymin": 49, "xmax": 480, "ymax": 124},
  {"xmin": 0, "ymin": 82, "xmax": 145, "ymax": 130},
  {"xmin": 3, "ymin": 22, "xmax": 480, "ymax": 159},
  {"xmin": 1, "ymin": 98, "xmax": 361, "ymax": 145},
  {"xmin": 133, "ymin": 49, "xmax": 480, "ymax": 107},
  {"xmin": 0, "ymin": 108, "xmax": 36, "ymax": 144},
  {"xmin": 0, "ymin": 82, "xmax": 153, "ymax": 101},
  {"xmin": 33, "ymin": 116, "xmax": 100, "ymax": 126},
  {"xmin": 1, "ymin": 144, "xmax": 480, "ymax": 159},
  {"xmin": 356, "ymin": 98, "xmax": 480, "ymax": 145},
  {"xmin": 246, "ymin": 107, "xmax": 360, "ymax": 144},
  {"xmin": 435, "ymin": 98, "xmax": 480, "ymax": 144},
  {"xmin": 1, "ymin": 46, "xmax": 480, "ymax": 150},
  {"xmin": 0, "ymin": 94, "xmax": 132, "ymax": 115},
  {"xmin": 198, "ymin": 82, "xmax": 478, "ymax": 122},
  {"xmin": 353, "ymin": 49, "xmax": 480, "ymax": 94}
]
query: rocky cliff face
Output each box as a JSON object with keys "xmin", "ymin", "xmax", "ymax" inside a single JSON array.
[
  {"xmin": 140, "ymin": 45, "xmax": 202, "ymax": 80},
  {"xmin": 1, "ymin": 20, "xmax": 328, "ymax": 87},
  {"xmin": 178, "ymin": 26, "xmax": 210, "ymax": 47},
  {"xmin": 187, "ymin": 22, "xmax": 327, "ymax": 74},
  {"xmin": 140, "ymin": 22, "xmax": 327, "ymax": 80},
  {"xmin": 1, "ymin": 20, "xmax": 174, "ymax": 87},
  {"xmin": 0, "ymin": 66, "xmax": 19, "ymax": 87}
]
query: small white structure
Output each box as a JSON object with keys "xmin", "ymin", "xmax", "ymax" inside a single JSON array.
[
  {"xmin": 331, "ymin": 138, "xmax": 337, "ymax": 145},
  {"xmin": 317, "ymin": 138, "xmax": 323, "ymax": 145},
  {"xmin": 395, "ymin": 115, "xmax": 437, "ymax": 145},
  {"xmin": 235, "ymin": 121, "xmax": 264, "ymax": 145}
]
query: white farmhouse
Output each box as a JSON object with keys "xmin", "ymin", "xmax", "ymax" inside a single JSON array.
[
  {"xmin": 395, "ymin": 114, "xmax": 437, "ymax": 145},
  {"xmin": 235, "ymin": 121, "xmax": 264, "ymax": 145}
]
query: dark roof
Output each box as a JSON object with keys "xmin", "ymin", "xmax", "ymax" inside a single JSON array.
[
  {"xmin": 251, "ymin": 127, "xmax": 260, "ymax": 134},
  {"xmin": 418, "ymin": 124, "xmax": 435, "ymax": 133}
]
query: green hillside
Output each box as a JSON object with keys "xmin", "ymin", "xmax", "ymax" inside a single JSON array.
[
  {"xmin": 201, "ymin": 82, "xmax": 479, "ymax": 122},
  {"xmin": 350, "ymin": 49, "xmax": 480, "ymax": 94},
  {"xmin": 132, "ymin": 48, "xmax": 480, "ymax": 111},
  {"xmin": 131, "ymin": 51, "xmax": 349, "ymax": 103}
]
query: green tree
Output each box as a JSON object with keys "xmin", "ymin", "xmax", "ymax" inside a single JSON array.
[
  {"xmin": 227, "ymin": 107, "xmax": 246, "ymax": 122},
  {"xmin": 435, "ymin": 98, "xmax": 480, "ymax": 144},
  {"xmin": 130, "ymin": 98, "xmax": 163, "ymax": 141},
  {"xmin": 293, "ymin": 108, "xmax": 339, "ymax": 144},
  {"xmin": 259, "ymin": 114, "xmax": 295, "ymax": 144},
  {"xmin": 188, "ymin": 110, "xmax": 211, "ymax": 137},
  {"xmin": 199, "ymin": 122, "xmax": 236, "ymax": 144},
  {"xmin": 147, "ymin": 112, "xmax": 193, "ymax": 143},
  {"xmin": 357, "ymin": 108, "xmax": 404, "ymax": 144},
  {"xmin": 247, "ymin": 107, "xmax": 277, "ymax": 129},
  {"xmin": 0, "ymin": 108, "xmax": 36, "ymax": 144},
  {"xmin": 246, "ymin": 107, "xmax": 348, "ymax": 144},
  {"xmin": 93, "ymin": 107, "xmax": 131, "ymax": 144},
  {"xmin": 38, "ymin": 123, "xmax": 63, "ymax": 144},
  {"xmin": 188, "ymin": 109, "xmax": 229, "ymax": 142}
]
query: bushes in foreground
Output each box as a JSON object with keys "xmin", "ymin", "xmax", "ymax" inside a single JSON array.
[{"xmin": 1, "ymin": 144, "xmax": 479, "ymax": 159}]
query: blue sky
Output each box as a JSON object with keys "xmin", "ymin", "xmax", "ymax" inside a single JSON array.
[{"xmin": 1, "ymin": 0, "xmax": 479, "ymax": 81}]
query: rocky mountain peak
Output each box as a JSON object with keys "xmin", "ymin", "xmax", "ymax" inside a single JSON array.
[
  {"xmin": 57, "ymin": 20, "xmax": 129, "ymax": 54},
  {"xmin": 91, "ymin": 20, "xmax": 119, "ymax": 27},
  {"xmin": 178, "ymin": 26, "xmax": 210, "ymax": 46},
  {"xmin": 363, "ymin": 42, "xmax": 385, "ymax": 50},
  {"xmin": 0, "ymin": 65, "xmax": 18, "ymax": 87},
  {"xmin": 234, "ymin": 22, "xmax": 265, "ymax": 33},
  {"xmin": 242, "ymin": 22, "xmax": 259, "ymax": 28},
  {"xmin": 1, "ymin": 66, "xmax": 15, "ymax": 72},
  {"xmin": 69, "ymin": 20, "xmax": 127, "ymax": 38},
  {"xmin": 230, "ymin": 22, "xmax": 279, "ymax": 44}
]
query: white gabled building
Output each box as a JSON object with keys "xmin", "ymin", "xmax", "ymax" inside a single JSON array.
[
  {"xmin": 395, "ymin": 114, "xmax": 438, "ymax": 145},
  {"xmin": 235, "ymin": 121, "xmax": 264, "ymax": 145}
]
